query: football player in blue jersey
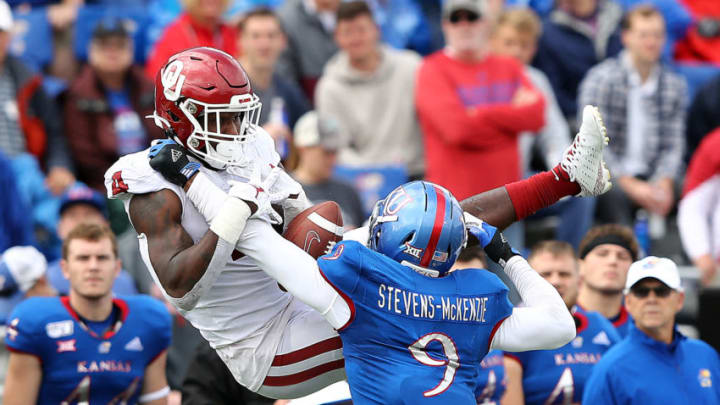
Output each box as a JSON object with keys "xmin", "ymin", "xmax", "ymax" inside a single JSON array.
[
  {"xmin": 451, "ymin": 245, "xmax": 507, "ymax": 405},
  {"xmin": 4, "ymin": 223, "xmax": 172, "ymax": 405},
  {"xmin": 240, "ymin": 180, "xmax": 576, "ymax": 404},
  {"xmin": 502, "ymin": 241, "xmax": 621, "ymax": 405},
  {"xmin": 576, "ymin": 225, "xmax": 639, "ymax": 337}
]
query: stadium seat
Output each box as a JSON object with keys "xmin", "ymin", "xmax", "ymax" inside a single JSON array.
[
  {"xmin": 333, "ymin": 164, "xmax": 408, "ymax": 217},
  {"xmin": 73, "ymin": 5, "xmax": 149, "ymax": 64},
  {"xmin": 9, "ymin": 6, "xmax": 52, "ymax": 73}
]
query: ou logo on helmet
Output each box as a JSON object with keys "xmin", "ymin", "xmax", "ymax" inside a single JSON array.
[
  {"xmin": 383, "ymin": 187, "xmax": 413, "ymax": 216},
  {"xmin": 162, "ymin": 60, "xmax": 186, "ymax": 102}
]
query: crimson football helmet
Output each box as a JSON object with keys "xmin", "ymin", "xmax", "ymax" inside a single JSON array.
[{"xmin": 151, "ymin": 47, "xmax": 262, "ymax": 169}]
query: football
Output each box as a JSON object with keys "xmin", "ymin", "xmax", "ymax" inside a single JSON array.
[{"xmin": 283, "ymin": 201, "xmax": 344, "ymax": 259}]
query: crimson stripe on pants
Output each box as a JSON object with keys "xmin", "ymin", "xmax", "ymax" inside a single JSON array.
[
  {"xmin": 270, "ymin": 336, "xmax": 343, "ymax": 367},
  {"xmin": 262, "ymin": 359, "xmax": 345, "ymax": 386}
]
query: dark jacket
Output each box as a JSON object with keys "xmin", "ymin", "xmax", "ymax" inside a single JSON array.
[
  {"xmin": 533, "ymin": 0, "xmax": 623, "ymax": 119},
  {"xmin": 62, "ymin": 65, "xmax": 162, "ymax": 191},
  {"xmin": 181, "ymin": 342, "xmax": 276, "ymax": 405},
  {"xmin": 5, "ymin": 55, "xmax": 71, "ymax": 171},
  {"xmin": 686, "ymin": 73, "xmax": 720, "ymax": 162}
]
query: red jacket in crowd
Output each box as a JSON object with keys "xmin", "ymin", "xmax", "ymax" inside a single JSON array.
[
  {"xmin": 145, "ymin": 13, "xmax": 238, "ymax": 80},
  {"xmin": 416, "ymin": 52, "xmax": 545, "ymax": 200}
]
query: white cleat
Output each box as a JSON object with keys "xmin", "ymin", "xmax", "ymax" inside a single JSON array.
[{"xmin": 559, "ymin": 105, "xmax": 612, "ymax": 197}]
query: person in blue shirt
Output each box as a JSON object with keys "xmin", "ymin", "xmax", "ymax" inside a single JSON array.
[
  {"xmin": 576, "ymin": 224, "xmax": 640, "ymax": 337},
  {"xmin": 274, "ymin": 181, "xmax": 576, "ymax": 404},
  {"xmin": 46, "ymin": 182, "xmax": 138, "ymax": 295},
  {"xmin": 503, "ymin": 240, "xmax": 621, "ymax": 405},
  {"xmin": 583, "ymin": 256, "xmax": 720, "ymax": 404},
  {"xmin": 3, "ymin": 223, "xmax": 172, "ymax": 404},
  {"xmin": 0, "ymin": 246, "xmax": 56, "ymax": 403}
]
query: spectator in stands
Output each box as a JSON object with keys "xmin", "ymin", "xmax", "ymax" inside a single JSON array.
[
  {"xmin": 576, "ymin": 224, "xmax": 639, "ymax": 337},
  {"xmin": 237, "ymin": 7, "xmax": 310, "ymax": 163},
  {"xmin": 145, "ymin": 0, "xmax": 237, "ymax": 79},
  {"xmin": 503, "ymin": 241, "xmax": 620, "ymax": 405},
  {"xmin": 0, "ymin": 246, "xmax": 55, "ymax": 403},
  {"xmin": 315, "ymin": 0, "xmax": 424, "ymax": 180},
  {"xmin": 678, "ymin": 128, "xmax": 720, "ymax": 287},
  {"xmin": 0, "ymin": 1, "xmax": 75, "ymax": 196},
  {"xmin": 578, "ymin": 5, "xmax": 687, "ymax": 226},
  {"xmin": 276, "ymin": 0, "xmax": 341, "ymax": 101},
  {"xmin": 583, "ymin": 256, "xmax": 720, "ymax": 404},
  {"xmin": 686, "ymin": 72, "xmax": 720, "ymax": 163},
  {"xmin": 46, "ymin": 183, "xmax": 141, "ymax": 295},
  {"xmin": 416, "ymin": 0, "xmax": 545, "ymax": 247},
  {"xmin": 291, "ymin": 111, "xmax": 365, "ymax": 229},
  {"xmin": 489, "ymin": 8, "xmax": 594, "ymax": 249},
  {"xmin": 63, "ymin": 18, "xmax": 162, "ymax": 192},
  {"xmin": 534, "ymin": 0, "xmax": 623, "ymax": 126},
  {"xmin": 181, "ymin": 341, "xmax": 276, "ymax": 405}
]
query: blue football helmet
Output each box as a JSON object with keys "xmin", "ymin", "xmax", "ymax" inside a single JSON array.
[{"xmin": 368, "ymin": 181, "xmax": 467, "ymax": 277}]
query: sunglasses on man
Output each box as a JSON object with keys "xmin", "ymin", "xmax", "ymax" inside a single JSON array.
[
  {"xmin": 630, "ymin": 284, "xmax": 673, "ymax": 298},
  {"xmin": 449, "ymin": 10, "xmax": 481, "ymax": 24}
]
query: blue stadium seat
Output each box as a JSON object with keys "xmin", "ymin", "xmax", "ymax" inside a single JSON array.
[
  {"xmin": 671, "ymin": 62, "xmax": 720, "ymax": 101},
  {"xmin": 9, "ymin": 7, "xmax": 52, "ymax": 73},
  {"xmin": 73, "ymin": 5, "xmax": 149, "ymax": 64},
  {"xmin": 333, "ymin": 165, "xmax": 408, "ymax": 217}
]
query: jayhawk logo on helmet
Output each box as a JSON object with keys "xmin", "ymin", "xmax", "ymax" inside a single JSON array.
[{"xmin": 151, "ymin": 47, "xmax": 262, "ymax": 170}]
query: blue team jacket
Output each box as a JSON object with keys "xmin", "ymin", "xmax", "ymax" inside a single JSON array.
[{"xmin": 583, "ymin": 321, "xmax": 720, "ymax": 404}]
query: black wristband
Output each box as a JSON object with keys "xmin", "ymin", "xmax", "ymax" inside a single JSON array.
[{"xmin": 483, "ymin": 231, "xmax": 519, "ymax": 265}]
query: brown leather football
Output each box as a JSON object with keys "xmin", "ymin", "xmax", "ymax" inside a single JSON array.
[{"xmin": 283, "ymin": 201, "xmax": 344, "ymax": 259}]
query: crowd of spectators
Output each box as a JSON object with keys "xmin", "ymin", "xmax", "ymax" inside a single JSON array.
[{"xmin": 1, "ymin": 0, "xmax": 720, "ymax": 403}]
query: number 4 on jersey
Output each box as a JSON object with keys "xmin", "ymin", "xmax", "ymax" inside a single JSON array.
[{"xmin": 111, "ymin": 171, "xmax": 129, "ymax": 195}]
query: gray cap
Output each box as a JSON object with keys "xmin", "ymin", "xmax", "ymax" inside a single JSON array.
[
  {"xmin": 442, "ymin": 0, "xmax": 485, "ymax": 19},
  {"xmin": 293, "ymin": 111, "xmax": 342, "ymax": 150}
]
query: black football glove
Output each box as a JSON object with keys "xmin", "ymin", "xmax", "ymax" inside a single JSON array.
[
  {"xmin": 148, "ymin": 139, "xmax": 201, "ymax": 188},
  {"xmin": 464, "ymin": 212, "xmax": 520, "ymax": 266}
]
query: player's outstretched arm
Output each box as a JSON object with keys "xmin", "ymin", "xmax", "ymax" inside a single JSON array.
[
  {"xmin": 4, "ymin": 352, "xmax": 42, "ymax": 405},
  {"xmin": 235, "ymin": 220, "xmax": 351, "ymax": 329},
  {"xmin": 460, "ymin": 188, "xmax": 517, "ymax": 231},
  {"xmin": 129, "ymin": 190, "xmax": 234, "ymax": 301},
  {"xmin": 466, "ymin": 215, "xmax": 575, "ymax": 351},
  {"xmin": 139, "ymin": 351, "xmax": 170, "ymax": 404}
]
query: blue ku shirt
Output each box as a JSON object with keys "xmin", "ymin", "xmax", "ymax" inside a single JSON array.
[
  {"xmin": 505, "ymin": 306, "xmax": 621, "ymax": 405},
  {"xmin": 5, "ymin": 295, "xmax": 171, "ymax": 404},
  {"xmin": 318, "ymin": 241, "xmax": 513, "ymax": 405},
  {"xmin": 475, "ymin": 349, "xmax": 506, "ymax": 404},
  {"xmin": 583, "ymin": 322, "xmax": 720, "ymax": 404}
]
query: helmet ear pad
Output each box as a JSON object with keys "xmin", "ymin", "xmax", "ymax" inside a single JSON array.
[{"xmin": 368, "ymin": 181, "xmax": 467, "ymax": 277}]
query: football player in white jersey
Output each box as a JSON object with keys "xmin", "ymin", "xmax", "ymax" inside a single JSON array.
[{"xmin": 105, "ymin": 47, "xmax": 612, "ymax": 399}]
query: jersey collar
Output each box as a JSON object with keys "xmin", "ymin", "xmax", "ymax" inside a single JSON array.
[{"xmin": 60, "ymin": 296, "xmax": 129, "ymax": 339}]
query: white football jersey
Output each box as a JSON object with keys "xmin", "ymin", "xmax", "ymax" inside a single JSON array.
[{"xmin": 104, "ymin": 130, "xmax": 297, "ymax": 358}]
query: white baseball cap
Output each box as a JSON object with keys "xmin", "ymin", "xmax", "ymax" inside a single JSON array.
[
  {"xmin": 0, "ymin": 1, "xmax": 13, "ymax": 32},
  {"xmin": 293, "ymin": 111, "xmax": 341, "ymax": 150},
  {"xmin": 1, "ymin": 246, "xmax": 47, "ymax": 293},
  {"xmin": 625, "ymin": 256, "xmax": 683, "ymax": 293}
]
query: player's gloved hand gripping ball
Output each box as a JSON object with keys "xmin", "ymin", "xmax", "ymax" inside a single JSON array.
[
  {"xmin": 148, "ymin": 139, "xmax": 201, "ymax": 188},
  {"xmin": 463, "ymin": 212, "xmax": 520, "ymax": 267}
]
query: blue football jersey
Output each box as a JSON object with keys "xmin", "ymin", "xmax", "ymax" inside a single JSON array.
[
  {"xmin": 475, "ymin": 349, "xmax": 506, "ymax": 404},
  {"xmin": 318, "ymin": 241, "xmax": 514, "ymax": 405},
  {"xmin": 505, "ymin": 306, "xmax": 621, "ymax": 405},
  {"xmin": 5, "ymin": 295, "xmax": 171, "ymax": 404},
  {"xmin": 608, "ymin": 305, "xmax": 632, "ymax": 338}
]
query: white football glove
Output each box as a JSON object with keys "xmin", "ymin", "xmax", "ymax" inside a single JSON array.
[{"xmin": 228, "ymin": 166, "xmax": 290, "ymax": 225}]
